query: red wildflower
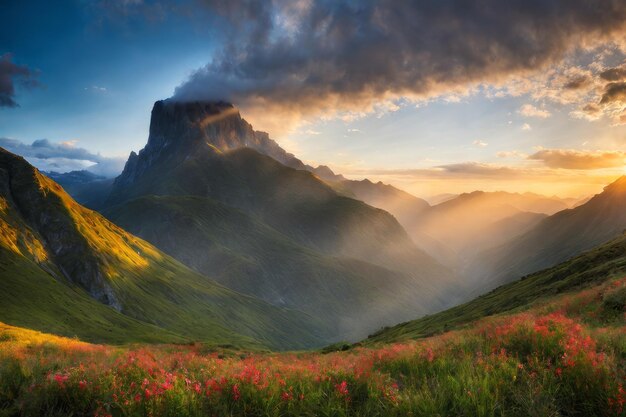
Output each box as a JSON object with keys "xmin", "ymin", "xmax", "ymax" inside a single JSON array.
[
  {"xmin": 232, "ymin": 384, "xmax": 241, "ymax": 401},
  {"xmin": 335, "ymin": 380, "xmax": 349, "ymax": 398},
  {"xmin": 53, "ymin": 374, "xmax": 69, "ymax": 388}
]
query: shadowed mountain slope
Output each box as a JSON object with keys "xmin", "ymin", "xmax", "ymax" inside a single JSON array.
[
  {"xmin": 104, "ymin": 195, "xmax": 439, "ymax": 341},
  {"xmin": 47, "ymin": 170, "xmax": 114, "ymax": 210}
]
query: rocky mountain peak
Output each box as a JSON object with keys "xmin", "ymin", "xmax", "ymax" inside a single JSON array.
[
  {"xmin": 114, "ymin": 99, "xmax": 344, "ymax": 190},
  {"xmin": 146, "ymin": 99, "xmax": 242, "ymax": 152}
]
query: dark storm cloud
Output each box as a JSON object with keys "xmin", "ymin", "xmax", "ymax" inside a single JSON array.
[
  {"xmin": 599, "ymin": 82, "xmax": 626, "ymax": 104},
  {"xmin": 599, "ymin": 66, "xmax": 626, "ymax": 81},
  {"xmin": 0, "ymin": 138, "xmax": 125, "ymax": 177},
  {"xmin": 563, "ymin": 75, "xmax": 590, "ymax": 90},
  {"xmin": 0, "ymin": 53, "xmax": 39, "ymax": 108},
  {"xmin": 173, "ymin": 0, "xmax": 626, "ymax": 122}
]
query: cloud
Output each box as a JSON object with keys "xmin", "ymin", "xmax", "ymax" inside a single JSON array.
[
  {"xmin": 562, "ymin": 74, "xmax": 591, "ymax": 90},
  {"xmin": 0, "ymin": 138, "xmax": 126, "ymax": 177},
  {"xmin": 85, "ymin": 85, "xmax": 107, "ymax": 93},
  {"xmin": 360, "ymin": 162, "xmax": 529, "ymax": 180},
  {"xmin": 528, "ymin": 148, "xmax": 626, "ymax": 169},
  {"xmin": 599, "ymin": 66, "xmax": 626, "ymax": 81},
  {"xmin": 522, "ymin": 123, "xmax": 532, "ymax": 131},
  {"xmin": 599, "ymin": 81, "xmax": 626, "ymax": 104},
  {"xmin": 304, "ymin": 129, "xmax": 321, "ymax": 135},
  {"xmin": 0, "ymin": 53, "xmax": 39, "ymax": 108},
  {"xmin": 172, "ymin": 0, "xmax": 626, "ymax": 134},
  {"xmin": 519, "ymin": 104, "xmax": 551, "ymax": 118},
  {"xmin": 473, "ymin": 140, "xmax": 488, "ymax": 147},
  {"xmin": 497, "ymin": 150, "xmax": 528, "ymax": 158}
]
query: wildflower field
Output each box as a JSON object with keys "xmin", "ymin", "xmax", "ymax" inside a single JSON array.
[{"xmin": 1, "ymin": 278, "xmax": 626, "ymax": 417}]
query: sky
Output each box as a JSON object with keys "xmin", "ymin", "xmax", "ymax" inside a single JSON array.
[{"xmin": 1, "ymin": 0, "xmax": 626, "ymax": 198}]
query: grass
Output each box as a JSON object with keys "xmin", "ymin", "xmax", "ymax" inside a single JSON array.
[{"xmin": 1, "ymin": 274, "xmax": 626, "ymax": 416}]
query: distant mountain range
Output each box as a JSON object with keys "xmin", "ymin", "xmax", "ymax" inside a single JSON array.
[
  {"xmin": 46, "ymin": 170, "xmax": 114, "ymax": 210},
  {"xmin": 468, "ymin": 176, "xmax": 626, "ymax": 293},
  {"xmin": 330, "ymin": 185, "xmax": 578, "ymax": 271}
]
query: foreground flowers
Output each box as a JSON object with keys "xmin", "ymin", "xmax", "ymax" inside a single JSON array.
[{"xmin": 1, "ymin": 278, "xmax": 626, "ymax": 416}]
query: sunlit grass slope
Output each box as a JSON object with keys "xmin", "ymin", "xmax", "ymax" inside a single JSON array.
[
  {"xmin": 0, "ymin": 147, "xmax": 328, "ymax": 350},
  {"xmin": 0, "ymin": 250, "xmax": 187, "ymax": 344}
]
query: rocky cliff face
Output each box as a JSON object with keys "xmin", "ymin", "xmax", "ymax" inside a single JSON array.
[{"xmin": 115, "ymin": 100, "xmax": 343, "ymax": 190}]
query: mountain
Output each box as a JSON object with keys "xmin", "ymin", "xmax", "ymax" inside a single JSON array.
[
  {"xmin": 0, "ymin": 147, "xmax": 330, "ymax": 349},
  {"xmin": 427, "ymin": 193, "xmax": 458, "ymax": 205},
  {"xmin": 101, "ymin": 99, "xmax": 456, "ymax": 340},
  {"xmin": 103, "ymin": 195, "xmax": 441, "ymax": 341},
  {"xmin": 111, "ymin": 100, "xmax": 343, "ymax": 188},
  {"xmin": 329, "ymin": 178, "xmax": 430, "ymax": 228},
  {"xmin": 401, "ymin": 190, "xmax": 571, "ymax": 267},
  {"xmin": 470, "ymin": 176, "xmax": 626, "ymax": 291},
  {"xmin": 46, "ymin": 170, "xmax": 114, "ymax": 210},
  {"xmin": 366, "ymin": 230, "xmax": 626, "ymax": 344},
  {"xmin": 46, "ymin": 169, "xmax": 105, "ymax": 185}
]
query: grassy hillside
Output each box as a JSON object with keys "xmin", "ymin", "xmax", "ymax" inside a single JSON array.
[
  {"xmin": 104, "ymin": 195, "xmax": 447, "ymax": 341},
  {"xmin": 0, "ymin": 148, "xmax": 328, "ymax": 350},
  {"xmin": 366, "ymin": 232, "xmax": 626, "ymax": 344}
]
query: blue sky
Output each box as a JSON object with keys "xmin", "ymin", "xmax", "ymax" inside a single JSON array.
[
  {"xmin": 0, "ymin": 1, "xmax": 214, "ymax": 158},
  {"xmin": 1, "ymin": 0, "xmax": 626, "ymax": 197}
]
